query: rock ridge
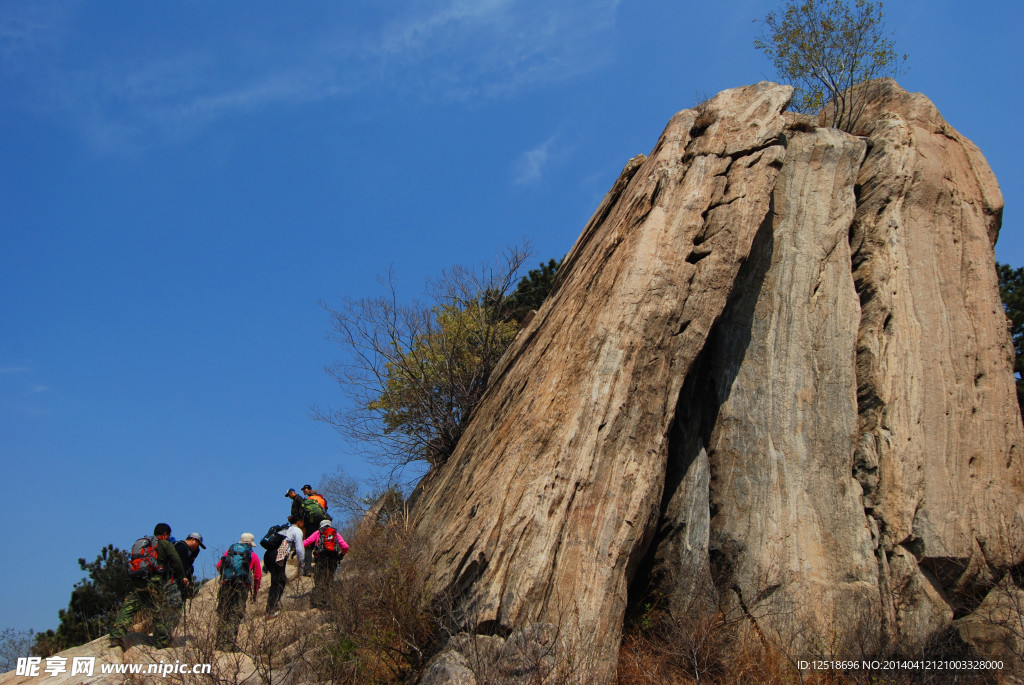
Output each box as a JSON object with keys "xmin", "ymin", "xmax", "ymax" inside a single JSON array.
[{"xmin": 411, "ymin": 79, "xmax": 1024, "ymax": 682}]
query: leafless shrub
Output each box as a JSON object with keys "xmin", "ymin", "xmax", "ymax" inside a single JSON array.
[
  {"xmin": 173, "ymin": 582, "xmax": 255, "ymax": 684},
  {"xmin": 429, "ymin": 589, "xmax": 610, "ymax": 684},
  {"xmin": 314, "ymin": 242, "xmax": 532, "ymax": 472},
  {"xmin": 617, "ymin": 598, "xmax": 775, "ymax": 684},
  {"xmin": 301, "ymin": 504, "xmax": 439, "ymax": 683},
  {"xmin": 690, "ymin": 94, "xmax": 717, "ymax": 138},
  {"xmin": 317, "ymin": 467, "xmax": 411, "ymax": 541},
  {"xmin": 951, "ymin": 509, "xmax": 1024, "ymax": 678},
  {"xmin": 616, "ymin": 580, "xmax": 1004, "ymax": 685},
  {"xmin": 0, "ymin": 628, "xmax": 35, "ymax": 672}
]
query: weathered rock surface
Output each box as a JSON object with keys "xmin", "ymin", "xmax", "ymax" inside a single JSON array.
[
  {"xmin": 847, "ymin": 80, "xmax": 1023, "ymax": 647},
  {"xmin": 650, "ymin": 123, "xmax": 879, "ymax": 653},
  {"xmin": 410, "ymin": 79, "xmax": 1023, "ymax": 682},
  {"xmin": 411, "ymin": 82, "xmax": 793, "ymax": 681},
  {"xmin": 420, "ymin": 625, "xmax": 558, "ymax": 685},
  {"xmin": 7, "ymin": 81, "xmax": 1022, "ymax": 685}
]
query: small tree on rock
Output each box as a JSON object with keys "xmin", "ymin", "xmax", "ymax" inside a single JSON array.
[
  {"xmin": 754, "ymin": 0, "xmax": 906, "ymax": 132},
  {"xmin": 316, "ymin": 244, "xmax": 530, "ymax": 470}
]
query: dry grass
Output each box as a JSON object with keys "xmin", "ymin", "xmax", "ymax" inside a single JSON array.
[
  {"xmin": 297, "ymin": 506, "xmax": 440, "ymax": 683},
  {"xmin": 615, "ymin": 603, "xmax": 795, "ymax": 685},
  {"xmin": 100, "ymin": 504, "xmax": 1023, "ymax": 684},
  {"xmin": 614, "ymin": 605, "xmax": 1006, "ymax": 685},
  {"xmin": 690, "ymin": 97, "xmax": 717, "ymax": 138}
]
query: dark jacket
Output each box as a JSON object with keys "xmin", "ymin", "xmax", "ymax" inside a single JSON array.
[
  {"xmin": 174, "ymin": 540, "xmax": 199, "ymax": 581},
  {"xmin": 289, "ymin": 494, "xmax": 305, "ymax": 519},
  {"xmin": 157, "ymin": 537, "xmax": 186, "ymax": 582}
]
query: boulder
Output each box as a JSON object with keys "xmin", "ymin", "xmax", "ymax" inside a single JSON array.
[
  {"xmin": 410, "ymin": 80, "xmax": 1024, "ymax": 682},
  {"xmin": 411, "ymin": 82, "xmax": 794, "ymax": 681}
]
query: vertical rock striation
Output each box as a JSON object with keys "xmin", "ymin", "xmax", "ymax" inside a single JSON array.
[
  {"xmin": 412, "ymin": 80, "xmax": 1024, "ymax": 682},
  {"xmin": 847, "ymin": 79, "xmax": 1022, "ymax": 645},
  {"xmin": 412, "ymin": 82, "xmax": 794, "ymax": 681},
  {"xmin": 650, "ymin": 123, "xmax": 880, "ymax": 653}
]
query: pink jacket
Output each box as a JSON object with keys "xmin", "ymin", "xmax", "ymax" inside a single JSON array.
[
  {"xmin": 216, "ymin": 546, "xmax": 262, "ymax": 594},
  {"xmin": 303, "ymin": 529, "xmax": 349, "ymax": 555}
]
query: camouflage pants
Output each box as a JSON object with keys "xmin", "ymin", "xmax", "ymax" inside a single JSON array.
[
  {"xmin": 110, "ymin": 579, "xmax": 182, "ymax": 647},
  {"xmin": 311, "ymin": 554, "xmax": 339, "ymax": 609},
  {"xmin": 215, "ymin": 580, "xmax": 248, "ymax": 651}
]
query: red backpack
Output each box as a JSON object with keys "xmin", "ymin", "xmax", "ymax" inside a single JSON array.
[
  {"xmin": 317, "ymin": 527, "xmax": 345, "ymax": 557},
  {"xmin": 127, "ymin": 536, "xmax": 164, "ymax": 579}
]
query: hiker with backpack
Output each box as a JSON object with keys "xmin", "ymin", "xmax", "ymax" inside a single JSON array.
[
  {"xmin": 285, "ymin": 487, "xmax": 305, "ymax": 521},
  {"xmin": 173, "ymin": 532, "xmax": 205, "ymax": 599},
  {"xmin": 214, "ymin": 533, "xmax": 262, "ymax": 651},
  {"xmin": 290, "ymin": 487, "xmax": 327, "ymax": 576},
  {"xmin": 262, "ymin": 516, "xmax": 306, "ymax": 616},
  {"xmin": 304, "ymin": 519, "xmax": 348, "ymax": 609},
  {"xmin": 301, "ymin": 484, "xmax": 328, "ymax": 512},
  {"xmin": 109, "ymin": 523, "xmax": 186, "ymax": 650}
]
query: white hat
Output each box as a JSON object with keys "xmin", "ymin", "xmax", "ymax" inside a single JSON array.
[{"xmin": 239, "ymin": 533, "xmax": 255, "ymax": 545}]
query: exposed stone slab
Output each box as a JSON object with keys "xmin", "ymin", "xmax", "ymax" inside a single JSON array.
[
  {"xmin": 410, "ymin": 82, "xmax": 794, "ymax": 681},
  {"xmin": 654, "ymin": 125, "xmax": 878, "ymax": 653},
  {"xmin": 410, "ymin": 80, "xmax": 1024, "ymax": 682},
  {"xmin": 848, "ymin": 80, "xmax": 1024, "ymax": 642}
]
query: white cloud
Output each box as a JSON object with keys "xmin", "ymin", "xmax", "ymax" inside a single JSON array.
[
  {"xmin": 0, "ymin": 365, "xmax": 30, "ymax": 374},
  {"xmin": 369, "ymin": 0, "xmax": 620, "ymax": 100},
  {"xmin": 0, "ymin": 364, "xmax": 49, "ymax": 398},
  {"xmin": 513, "ymin": 136, "xmax": 558, "ymax": 186},
  {"xmin": 0, "ymin": 3, "xmax": 68, "ymax": 73},
  {"xmin": 2, "ymin": 1, "xmax": 621, "ymax": 152}
]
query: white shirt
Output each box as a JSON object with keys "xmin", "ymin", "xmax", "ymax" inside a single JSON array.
[{"xmin": 281, "ymin": 524, "xmax": 305, "ymax": 565}]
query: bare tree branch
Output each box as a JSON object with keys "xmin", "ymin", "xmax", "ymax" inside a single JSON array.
[{"xmin": 313, "ymin": 241, "xmax": 533, "ymax": 471}]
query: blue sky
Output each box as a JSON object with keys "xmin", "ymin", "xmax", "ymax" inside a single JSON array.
[{"xmin": 1, "ymin": 0, "xmax": 1022, "ymax": 635}]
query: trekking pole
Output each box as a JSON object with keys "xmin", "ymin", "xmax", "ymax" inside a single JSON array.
[{"xmin": 182, "ymin": 583, "xmax": 191, "ymax": 638}]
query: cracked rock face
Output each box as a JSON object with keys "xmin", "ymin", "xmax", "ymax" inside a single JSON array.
[
  {"xmin": 411, "ymin": 80, "xmax": 1024, "ymax": 681},
  {"xmin": 846, "ymin": 78, "xmax": 1022, "ymax": 645},
  {"xmin": 650, "ymin": 123, "xmax": 880, "ymax": 654}
]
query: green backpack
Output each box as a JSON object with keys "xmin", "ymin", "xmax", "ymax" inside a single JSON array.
[{"xmin": 301, "ymin": 497, "xmax": 326, "ymax": 523}]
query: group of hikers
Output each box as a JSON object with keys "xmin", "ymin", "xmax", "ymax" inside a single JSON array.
[{"xmin": 108, "ymin": 484, "xmax": 349, "ymax": 652}]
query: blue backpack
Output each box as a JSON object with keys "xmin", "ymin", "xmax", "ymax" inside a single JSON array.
[{"xmin": 221, "ymin": 543, "xmax": 253, "ymax": 584}]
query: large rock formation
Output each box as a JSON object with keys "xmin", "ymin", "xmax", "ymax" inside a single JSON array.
[{"xmin": 411, "ymin": 80, "xmax": 1024, "ymax": 681}]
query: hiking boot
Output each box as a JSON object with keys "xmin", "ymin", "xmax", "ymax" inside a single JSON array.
[{"xmin": 108, "ymin": 637, "xmax": 126, "ymax": 651}]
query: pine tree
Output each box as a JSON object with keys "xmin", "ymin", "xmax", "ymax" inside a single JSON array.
[
  {"xmin": 32, "ymin": 545, "xmax": 130, "ymax": 656},
  {"xmin": 504, "ymin": 258, "xmax": 562, "ymax": 323},
  {"xmin": 997, "ymin": 262, "xmax": 1024, "ymax": 414}
]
